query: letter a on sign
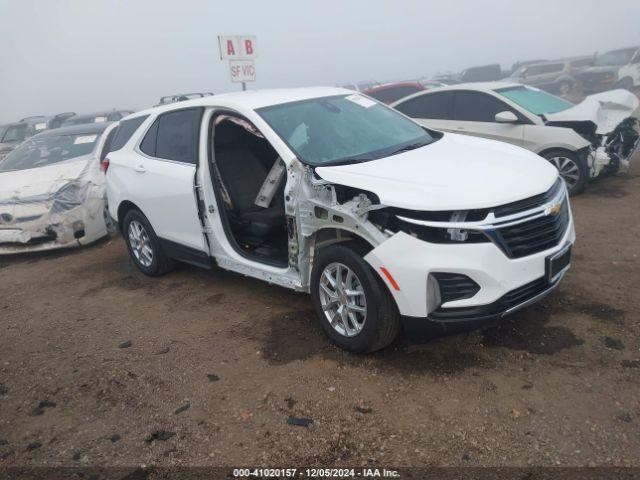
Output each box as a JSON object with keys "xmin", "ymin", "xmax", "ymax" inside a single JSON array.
[{"xmin": 226, "ymin": 40, "xmax": 235, "ymax": 56}]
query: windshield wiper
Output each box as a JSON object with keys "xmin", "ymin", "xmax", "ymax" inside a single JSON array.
[{"xmin": 389, "ymin": 140, "xmax": 430, "ymax": 156}]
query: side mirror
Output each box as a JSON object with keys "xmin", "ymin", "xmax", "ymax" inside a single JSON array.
[{"xmin": 495, "ymin": 111, "xmax": 519, "ymax": 123}]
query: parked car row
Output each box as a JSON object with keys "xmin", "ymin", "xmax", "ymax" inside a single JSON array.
[{"xmin": 342, "ymin": 45, "xmax": 640, "ymax": 99}]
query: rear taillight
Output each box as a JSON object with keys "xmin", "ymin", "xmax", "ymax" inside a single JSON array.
[{"xmin": 101, "ymin": 157, "xmax": 110, "ymax": 173}]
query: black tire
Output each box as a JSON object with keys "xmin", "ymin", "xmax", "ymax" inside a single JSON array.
[
  {"xmin": 122, "ymin": 209, "xmax": 175, "ymax": 276},
  {"xmin": 541, "ymin": 149, "xmax": 588, "ymax": 196},
  {"xmin": 310, "ymin": 243, "xmax": 400, "ymax": 353}
]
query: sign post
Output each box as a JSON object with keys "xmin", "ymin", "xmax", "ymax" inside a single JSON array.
[{"xmin": 218, "ymin": 35, "xmax": 258, "ymax": 91}]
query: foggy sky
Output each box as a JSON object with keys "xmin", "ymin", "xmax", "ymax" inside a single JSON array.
[{"xmin": 1, "ymin": 0, "xmax": 639, "ymax": 123}]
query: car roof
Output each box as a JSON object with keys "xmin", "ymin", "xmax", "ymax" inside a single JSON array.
[
  {"xmin": 364, "ymin": 82, "xmax": 423, "ymax": 92},
  {"xmin": 129, "ymin": 87, "xmax": 351, "ymax": 119},
  {"xmin": 421, "ymin": 81, "xmax": 522, "ymax": 92},
  {"xmin": 33, "ymin": 122, "xmax": 113, "ymax": 138},
  {"xmin": 390, "ymin": 82, "xmax": 525, "ymax": 106}
]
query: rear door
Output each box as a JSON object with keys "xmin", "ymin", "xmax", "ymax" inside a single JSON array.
[
  {"xmin": 134, "ymin": 108, "xmax": 207, "ymax": 253},
  {"xmin": 448, "ymin": 90, "xmax": 526, "ymax": 146},
  {"xmin": 394, "ymin": 91, "xmax": 456, "ymax": 132}
]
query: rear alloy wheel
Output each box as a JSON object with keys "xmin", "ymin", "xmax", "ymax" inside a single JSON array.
[
  {"xmin": 122, "ymin": 209, "xmax": 174, "ymax": 276},
  {"xmin": 310, "ymin": 244, "xmax": 400, "ymax": 353},
  {"xmin": 542, "ymin": 149, "xmax": 587, "ymax": 195},
  {"xmin": 128, "ymin": 220, "xmax": 154, "ymax": 268}
]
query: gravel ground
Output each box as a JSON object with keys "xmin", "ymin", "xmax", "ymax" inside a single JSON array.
[{"xmin": 0, "ymin": 156, "xmax": 639, "ymax": 469}]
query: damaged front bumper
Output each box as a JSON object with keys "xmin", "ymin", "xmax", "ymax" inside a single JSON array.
[
  {"xmin": 587, "ymin": 117, "xmax": 640, "ymax": 177},
  {"xmin": 0, "ymin": 183, "xmax": 109, "ymax": 254}
]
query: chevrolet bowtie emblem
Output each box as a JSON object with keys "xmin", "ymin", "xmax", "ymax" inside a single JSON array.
[{"xmin": 545, "ymin": 203, "xmax": 562, "ymax": 216}]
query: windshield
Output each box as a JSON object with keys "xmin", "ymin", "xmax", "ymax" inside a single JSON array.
[
  {"xmin": 594, "ymin": 49, "xmax": 635, "ymax": 67},
  {"xmin": 496, "ymin": 86, "xmax": 573, "ymax": 116},
  {"xmin": 0, "ymin": 132, "xmax": 99, "ymax": 172},
  {"xmin": 2, "ymin": 124, "xmax": 29, "ymax": 143},
  {"xmin": 257, "ymin": 94, "xmax": 433, "ymax": 166}
]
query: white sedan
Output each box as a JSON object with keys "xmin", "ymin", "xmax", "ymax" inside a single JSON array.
[
  {"xmin": 392, "ymin": 82, "xmax": 639, "ymax": 195},
  {"xmin": 0, "ymin": 122, "xmax": 117, "ymax": 254}
]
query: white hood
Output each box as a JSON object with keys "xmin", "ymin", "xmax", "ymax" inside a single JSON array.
[
  {"xmin": 0, "ymin": 158, "xmax": 90, "ymax": 202},
  {"xmin": 315, "ymin": 133, "xmax": 558, "ymax": 211},
  {"xmin": 545, "ymin": 89, "xmax": 639, "ymax": 135}
]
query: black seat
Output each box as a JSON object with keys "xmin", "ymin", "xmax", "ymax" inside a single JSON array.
[{"xmin": 214, "ymin": 122, "xmax": 285, "ymax": 237}]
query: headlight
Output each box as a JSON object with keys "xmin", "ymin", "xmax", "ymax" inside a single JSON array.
[
  {"xmin": 51, "ymin": 182, "xmax": 90, "ymax": 213},
  {"xmin": 369, "ymin": 208, "xmax": 490, "ymax": 244}
]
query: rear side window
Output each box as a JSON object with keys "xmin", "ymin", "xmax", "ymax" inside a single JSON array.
[
  {"xmin": 109, "ymin": 115, "xmax": 148, "ymax": 152},
  {"xmin": 139, "ymin": 108, "xmax": 203, "ymax": 164},
  {"xmin": 395, "ymin": 92, "xmax": 452, "ymax": 119},
  {"xmin": 451, "ymin": 91, "xmax": 513, "ymax": 122}
]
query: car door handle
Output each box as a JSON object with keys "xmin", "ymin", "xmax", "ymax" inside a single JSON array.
[
  {"xmin": 134, "ymin": 165, "xmax": 146, "ymax": 173},
  {"xmin": 456, "ymin": 126, "xmax": 466, "ymax": 131}
]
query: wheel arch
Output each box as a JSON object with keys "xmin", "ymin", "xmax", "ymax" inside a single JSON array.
[{"xmin": 116, "ymin": 200, "xmax": 144, "ymax": 233}]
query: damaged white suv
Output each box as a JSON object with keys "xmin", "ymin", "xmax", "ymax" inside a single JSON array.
[{"xmin": 106, "ymin": 88, "xmax": 575, "ymax": 352}]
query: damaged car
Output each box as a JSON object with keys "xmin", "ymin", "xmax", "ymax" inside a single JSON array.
[
  {"xmin": 392, "ymin": 83, "xmax": 640, "ymax": 195},
  {"xmin": 0, "ymin": 117, "xmax": 50, "ymax": 162},
  {"xmin": 0, "ymin": 122, "xmax": 117, "ymax": 254},
  {"xmin": 106, "ymin": 88, "xmax": 575, "ymax": 352}
]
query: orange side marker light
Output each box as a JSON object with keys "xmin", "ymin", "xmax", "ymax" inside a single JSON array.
[{"xmin": 380, "ymin": 267, "xmax": 400, "ymax": 291}]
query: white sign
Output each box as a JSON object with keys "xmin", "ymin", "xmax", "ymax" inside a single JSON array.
[
  {"xmin": 229, "ymin": 60, "xmax": 256, "ymax": 83},
  {"xmin": 218, "ymin": 35, "xmax": 257, "ymax": 60}
]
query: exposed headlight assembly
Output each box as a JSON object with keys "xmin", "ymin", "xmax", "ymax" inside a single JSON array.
[
  {"xmin": 51, "ymin": 182, "xmax": 90, "ymax": 213},
  {"xmin": 369, "ymin": 208, "xmax": 490, "ymax": 244}
]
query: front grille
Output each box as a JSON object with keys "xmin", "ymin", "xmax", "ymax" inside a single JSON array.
[
  {"xmin": 430, "ymin": 276, "xmax": 551, "ymax": 321},
  {"xmin": 489, "ymin": 198, "xmax": 569, "ymax": 258},
  {"xmin": 494, "ymin": 178, "xmax": 562, "ymax": 218},
  {"xmin": 432, "ymin": 272, "xmax": 480, "ymax": 303}
]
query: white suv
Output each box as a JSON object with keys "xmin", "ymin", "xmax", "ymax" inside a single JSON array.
[{"xmin": 105, "ymin": 87, "xmax": 575, "ymax": 353}]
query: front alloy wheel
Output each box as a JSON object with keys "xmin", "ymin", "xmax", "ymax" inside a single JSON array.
[
  {"xmin": 310, "ymin": 244, "xmax": 400, "ymax": 353},
  {"xmin": 542, "ymin": 149, "xmax": 587, "ymax": 195},
  {"xmin": 548, "ymin": 156, "xmax": 580, "ymax": 190},
  {"xmin": 128, "ymin": 220, "xmax": 153, "ymax": 267},
  {"xmin": 319, "ymin": 262, "xmax": 367, "ymax": 337}
]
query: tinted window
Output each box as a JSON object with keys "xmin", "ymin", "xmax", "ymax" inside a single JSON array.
[
  {"xmin": 140, "ymin": 121, "xmax": 158, "ymax": 156},
  {"xmin": 451, "ymin": 91, "xmax": 514, "ymax": 122},
  {"xmin": 109, "ymin": 115, "xmax": 148, "ymax": 152},
  {"xmin": 395, "ymin": 92, "xmax": 452, "ymax": 119},
  {"xmin": 497, "ymin": 86, "xmax": 573, "ymax": 115},
  {"xmin": 100, "ymin": 127, "xmax": 117, "ymax": 161},
  {"xmin": 367, "ymin": 86, "xmax": 423, "ymax": 104},
  {"xmin": 141, "ymin": 108, "xmax": 203, "ymax": 164}
]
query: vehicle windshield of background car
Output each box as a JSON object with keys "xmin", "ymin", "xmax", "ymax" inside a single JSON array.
[
  {"xmin": 0, "ymin": 133, "xmax": 98, "ymax": 172},
  {"xmin": 593, "ymin": 49, "xmax": 636, "ymax": 67},
  {"xmin": 2, "ymin": 124, "xmax": 29, "ymax": 143},
  {"xmin": 496, "ymin": 86, "xmax": 574, "ymax": 116},
  {"xmin": 257, "ymin": 94, "xmax": 434, "ymax": 166}
]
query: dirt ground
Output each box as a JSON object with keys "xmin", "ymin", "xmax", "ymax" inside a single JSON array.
[{"xmin": 1, "ymin": 160, "xmax": 639, "ymax": 469}]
